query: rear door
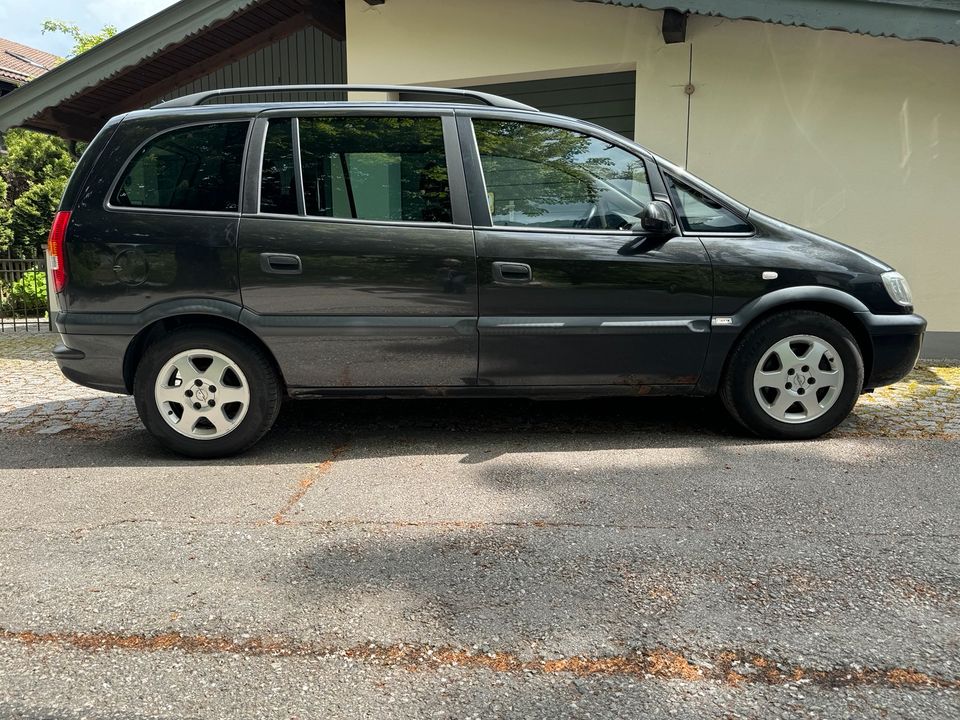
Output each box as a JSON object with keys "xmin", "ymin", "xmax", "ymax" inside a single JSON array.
[
  {"xmin": 461, "ymin": 113, "xmax": 713, "ymax": 387},
  {"xmin": 237, "ymin": 109, "xmax": 477, "ymax": 389}
]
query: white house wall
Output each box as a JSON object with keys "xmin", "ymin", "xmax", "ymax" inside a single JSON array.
[{"xmin": 345, "ymin": 0, "xmax": 958, "ymax": 336}]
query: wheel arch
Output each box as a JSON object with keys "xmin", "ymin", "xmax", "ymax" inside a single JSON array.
[
  {"xmin": 700, "ymin": 287, "xmax": 874, "ymax": 394},
  {"xmin": 123, "ymin": 313, "xmax": 287, "ymax": 395}
]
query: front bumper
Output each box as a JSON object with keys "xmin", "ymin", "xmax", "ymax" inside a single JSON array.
[{"xmin": 857, "ymin": 312, "xmax": 926, "ymax": 389}]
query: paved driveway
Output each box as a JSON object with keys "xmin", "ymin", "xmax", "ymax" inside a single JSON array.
[{"xmin": 0, "ymin": 331, "xmax": 958, "ymax": 719}]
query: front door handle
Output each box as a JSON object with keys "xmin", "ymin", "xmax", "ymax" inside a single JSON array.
[
  {"xmin": 492, "ymin": 261, "xmax": 532, "ymax": 284},
  {"xmin": 260, "ymin": 253, "xmax": 302, "ymax": 275}
]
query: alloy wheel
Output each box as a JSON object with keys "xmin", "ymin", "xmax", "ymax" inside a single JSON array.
[
  {"xmin": 154, "ymin": 349, "xmax": 250, "ymax": 439},
  {"xmin": 753, "ymin": 334, "xmax": 845, "ymax": 424}
]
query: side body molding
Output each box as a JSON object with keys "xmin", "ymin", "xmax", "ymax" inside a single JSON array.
[{"xmin": 55, "ymin": 298, "xmax": 244, "ymax": 336}]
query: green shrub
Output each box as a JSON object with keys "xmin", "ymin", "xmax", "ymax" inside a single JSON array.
[{"xmin": 1, "ymin": 270, "xmax": 48, "ymax": 315}]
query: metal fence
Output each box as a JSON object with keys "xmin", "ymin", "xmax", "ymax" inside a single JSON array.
[{"xmin": 0, "ymin": 257, "xmax": 49, "ymax": 332}]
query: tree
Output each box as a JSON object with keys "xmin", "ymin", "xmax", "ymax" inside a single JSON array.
[
  {"xmin": 10, "ymin": 177, "xmax": 68, "ymax": 255},
  {"xmin": 0, "ymin": 21, "xmax": 115, "ymax": 256},
  {"xmin": 0, "ymin": 176, "xmax": 12, "ymax": 253},
  {"xmin": 0, "ymin": 129, "xmax": 74, "ymax": 256},
  {"xmin": 41, "ymin": 20, "xmax": 117, "ymax": 57}
]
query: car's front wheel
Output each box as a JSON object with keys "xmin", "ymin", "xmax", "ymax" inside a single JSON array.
[
  {"xmin": 133, "ymin": 328, "xmax": 282, "ymax": 457},
  {"xmin": 721, "ymin": 310, "xmax": 864, "ymax": 439}
]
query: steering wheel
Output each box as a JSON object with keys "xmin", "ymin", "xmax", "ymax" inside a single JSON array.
[{"xmin": 583, "ymin": 196, "xmax": 610, "ymax": 230}]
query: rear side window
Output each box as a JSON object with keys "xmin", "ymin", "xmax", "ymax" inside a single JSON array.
[
  {"xmin": 473, "ymin": 119, "xmax": 651, "ymax": 230},
  {"xmin": 297, "ymin": 116, "xmax": 452, "ymax": 223},
  {"xmin": 665, "ymin": 175, "xmax": 754, "ymax": 234},
  {"xmin": 112, "ymin": 122, "xmax": 248, "ymax": 212}
]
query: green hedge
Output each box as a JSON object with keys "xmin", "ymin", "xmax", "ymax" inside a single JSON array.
[{"xmin": 1, "ymin": 270, "xmax": 48, "ymax": 315}]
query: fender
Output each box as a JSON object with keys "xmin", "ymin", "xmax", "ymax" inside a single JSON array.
[
  {"xmin": 727, "ymin": 286, "xmax": 870, "ymax": 324},
  {"xmin": 695, "ymin": 286, "xmax": 871, "ymax": 395},
  {"xmin": 52, "ymin": 299, "xmax": 246, "ymax": 394},
  {"xmin": 55, "ymin": 298, "xmax": 244, "ymax": 336}
]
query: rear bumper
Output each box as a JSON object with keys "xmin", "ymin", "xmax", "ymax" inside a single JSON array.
[
  {"xmin": 53, "ymin": 333, "xmax": 131, "ymax": 394},
  {"xmin": 857, "ymin": 312, "xmax": 926, "ymax": 389}
]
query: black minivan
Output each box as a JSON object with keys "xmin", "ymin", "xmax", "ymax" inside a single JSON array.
[{"xmin": 47, "ymin": 85, "xmax": 925, "ymax": 457}]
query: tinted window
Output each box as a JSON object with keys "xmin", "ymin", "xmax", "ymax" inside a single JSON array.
[
  {"xmin": 298, "ymin": 116, "xmax": 451, "ymax": 223},
  {"xmin": 666, "ymin": 175, "xmax": 753, "ymax": 233},
  {"xmin": 260, "ymin": 119, "xmax": 297, "ymax": 214},
  {"xmin": 473, "ymin": 120, "xmax": 651, "ymax": 230},
  {"xmin": 112, "ymin": 122, "xmax": 247, "ymax": 212}
]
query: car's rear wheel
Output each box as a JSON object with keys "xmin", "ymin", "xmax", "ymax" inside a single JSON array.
[
  {"xmin": 721, "ymin": 310, "xmax": 864, "ymax": 439},
  {"xmin": 133, "ymin": 328, "xmax": 281, "ymax": 457}
]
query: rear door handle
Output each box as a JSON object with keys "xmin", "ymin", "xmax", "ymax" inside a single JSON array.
[
  {"xmin": 260, "ymin": 253, "xmax": 302, "ymax": 275},
  {"xmin": 492, "ymin": 261, "xmax": 532, "ymax": 284}
]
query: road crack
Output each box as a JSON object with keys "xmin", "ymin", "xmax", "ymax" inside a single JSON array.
[{"xmin": 270, "ymin": 442, "xmax": 350, "ymax": 525}]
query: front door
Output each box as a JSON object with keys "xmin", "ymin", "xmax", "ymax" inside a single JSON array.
[
  {"xmin": 463, "ymin": 115, "xmax": 713, "ymax": 387},
  {"xmin": 238, "ymin": 111, "xmax": 477, "ymax": 389}
]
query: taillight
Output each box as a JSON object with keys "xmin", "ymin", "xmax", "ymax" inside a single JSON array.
[{"xmin": 47, "ymin": 210, "xmax": 71, "ymax": 293}]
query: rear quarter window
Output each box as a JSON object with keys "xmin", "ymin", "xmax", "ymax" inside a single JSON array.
[{"xmin": 111, "ymin": 122, "xmax": 248, "ymax": 212}]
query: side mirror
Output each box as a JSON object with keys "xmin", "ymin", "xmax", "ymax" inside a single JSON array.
[{"xmin": 636, "ymin": 200, "xmax": 677, "ymax": 236}]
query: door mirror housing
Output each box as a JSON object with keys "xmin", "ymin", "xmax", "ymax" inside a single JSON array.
[{"xmin": 635, "ymin": 200, "xmax": 677, "ymax": 236}]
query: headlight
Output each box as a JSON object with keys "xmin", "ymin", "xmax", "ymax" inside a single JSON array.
[{"xmin": 881, "ymin": 271, "xmax": 913, "ymax": 307}]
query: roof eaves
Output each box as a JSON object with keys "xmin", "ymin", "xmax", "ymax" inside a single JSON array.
[
  {"xmin": 582, "ymin": 0, "xmax": 960, "ymax": 45},
  {"xmin": 0, "ymin": 0, "xmax": 260, "ymax": 133}
]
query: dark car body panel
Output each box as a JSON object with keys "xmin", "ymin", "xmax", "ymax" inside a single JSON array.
[
  {"xmin": 237, "ymin": 217, "xmax": 479, "ymax": 388},
  {"xmin": 50, "ymin": 100, "xmax": 925, "ymax": 400},
  {"xmin": 62, "ymin": 113, "xmax": 252, "ymax": 315},
  {"xmin": 474, "ymin": 228, "xmax": 712, "ymax": 385},
  {"xmin": 706, "ymin": 210, "xmax": 901, "ymax": 317}
]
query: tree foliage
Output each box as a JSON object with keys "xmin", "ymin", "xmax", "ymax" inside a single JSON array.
[
  {"xmin": 0, "ymin": 21, "xmax": 114, "ymax": 256},
  {"xmin": 1, "ymin": 269, "xmax": 47, "ymax": 314},
  {"xmin": 0, "ymin": 176, "xmax": 12, "ymax": 252},
  {"xmin": 41, "ymin": 20, "xmax": 117, "ymax": 57},
  {"xmin": 10, "ymin": 176, "xmax": 68, "ymax": 254},
  {"xmin": 0, "ymin": 130, "xmax": 74, "ymax": 256}
]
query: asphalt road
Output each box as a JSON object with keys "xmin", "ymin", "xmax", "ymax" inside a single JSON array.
[{"xmin": 1, "ymin": 395, "xmax": 958, "ymax": 719}]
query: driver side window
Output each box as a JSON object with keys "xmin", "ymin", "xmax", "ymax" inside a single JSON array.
[{"xmin": 473, "ymin": 119, "xmax": 651, "ymax": 230}]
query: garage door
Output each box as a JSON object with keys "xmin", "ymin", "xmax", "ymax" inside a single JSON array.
[{"xmin": 465, "ymin": 71, "xmax": 636, "ymax": 140}]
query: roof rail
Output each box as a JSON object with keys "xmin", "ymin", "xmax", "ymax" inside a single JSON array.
[{"xmin": 153, "ymin": 84, "xmax": 539, "ymax": 112}]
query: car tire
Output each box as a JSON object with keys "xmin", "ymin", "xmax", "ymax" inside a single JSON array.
[
  {"xmin": 720, "ymin": 310, "xmax": 864, "ymax": 440},
  {"xmin": 133, "ymin": 327, "xmax": 282, "ymax": 458}
]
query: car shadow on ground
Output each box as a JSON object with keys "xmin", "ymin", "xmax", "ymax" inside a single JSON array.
[{"xmin": 0, "ymin": 395, "xmax": 745, "ymax": 469}]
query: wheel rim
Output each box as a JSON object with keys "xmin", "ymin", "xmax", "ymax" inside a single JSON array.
[
  {"xmin": 154, "ymin": 349, "xmax": 250, "ymax": 440},
  {"xmin": 753, "ymin": 334, "xmax": 845, "ymax": 425}
]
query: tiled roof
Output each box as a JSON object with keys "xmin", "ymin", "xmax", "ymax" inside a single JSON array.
[{"xmin": 0, "ymin": 37, "xmax": 59, "ymax": 87}]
